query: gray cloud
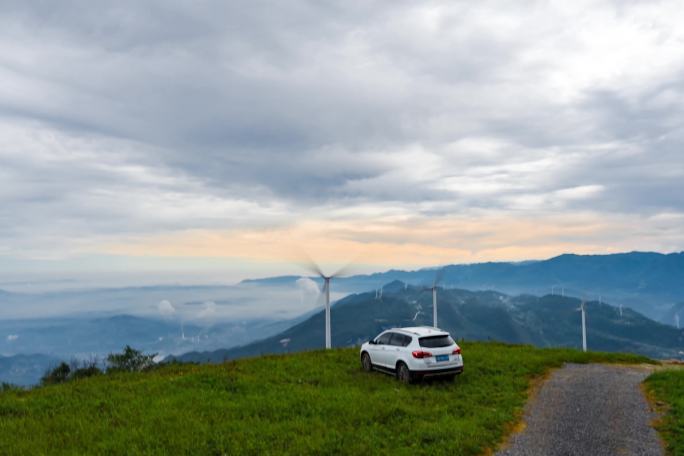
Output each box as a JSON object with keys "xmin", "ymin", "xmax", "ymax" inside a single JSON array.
[{"xmin": 0, "ymin": 0, "xmax": 683, "ymax": 265}]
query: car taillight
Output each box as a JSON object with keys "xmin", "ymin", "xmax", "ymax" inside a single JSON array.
[
  {"xmin": 412, "ymin": 350, "xmax": 433, "ymax": 359},
  {"xmin": 452, "ymin": 347, "xmax": 461, "ymax": 355}
]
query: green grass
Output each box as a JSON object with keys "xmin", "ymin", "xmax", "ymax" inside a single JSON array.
[
  {"xmin": 645, "ymin": 368, "xmax": 684, "ymax": 455},
  {"xmin": 0, "ymin": 343, "xmax": 650, "ymax": 455}
]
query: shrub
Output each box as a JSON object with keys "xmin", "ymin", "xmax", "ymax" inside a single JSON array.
[
  {"xmin": 1, "ymin": 382, "xmax": 20, "ymax": 392},
  {"xmin": 71, "ymin": 363, "xmax": 103, "ymax": 380},
  {"xmin": 107, "ymin": 346, "xmax": 156, "ymax": 372},
  {"xmin": 41, "ymin": 362, "xmax": 71, "ymax": 385}
]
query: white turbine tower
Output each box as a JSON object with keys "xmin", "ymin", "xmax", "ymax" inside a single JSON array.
[
  {"xmin": 424, "ymin": 268, "xmax": 445, "ymax": 328},
  {"xmin": 578, "ymin": 300, "xmax": 587, "ymax": 352},
  {"xmin": 676, "ymin": 313, "xmax": 680, "ymax": 330},
  {"xmin": 323, "ymin": 275, "xmax": 331, "ymax": 348},
  {"xmin": 300, "ymin": 258, "xmax": 352, "ymax": 349}
]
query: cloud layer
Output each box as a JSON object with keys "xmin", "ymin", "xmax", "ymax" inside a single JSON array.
[{"xmin": 1, "ymin": 0, "xmax": 683, "ymax": 279}]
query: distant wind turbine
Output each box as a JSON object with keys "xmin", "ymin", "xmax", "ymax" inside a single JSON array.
[
  {"xmin": 423, "ymin": 268, "xmax": 445, "ymax": 328},
  {"xmin": 299, "ymin": 258, "xmax": 353, "ymax": 349},
  {"xmin": 578, "ymin": 300, "xmax": 587, "ymax": 352},
  {"xmin": 676, "ymin": 313, "xmax": 680, "ymax": 329}
]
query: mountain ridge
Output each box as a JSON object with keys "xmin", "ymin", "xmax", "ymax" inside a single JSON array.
[
  {"xmin": 241, "ymin": 251, "xmax": 684, "ymax": 322},
  {"xmin": 170, "ymin": 284, "xmax": 684, "ymax": 364}
]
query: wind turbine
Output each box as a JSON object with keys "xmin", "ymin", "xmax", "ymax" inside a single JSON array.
[
  {"xmin": 423, "ymin": 268, "xmax": 445, "ymax": 328},
  {"xmin": 299, "ymin": 258, "xmax": 352, "ymax": 349},
  {"xmin": 578, "ymin": 300, "xmax": 587, "ymax": 352},
  {"xmin": 676, "ymin": 313, "xmax": 680, "ymax": 330}
]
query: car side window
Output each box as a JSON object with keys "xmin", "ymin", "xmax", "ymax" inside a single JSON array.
[
  {"xmin": 397, "ymin": 334, "xmax": 411, "ymax": 347},
  {"xmin": 376, "ymin": 332, "xmax": 393, "ymax": 345},
  {"xmin": 389, "ymin": 333, "xmax": 407, "ymax": 347}
]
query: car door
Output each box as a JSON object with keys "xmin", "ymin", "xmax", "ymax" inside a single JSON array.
[
  {"xmin": 372, "ymin": 332, "xmax": 394, "ymax": 368},
  {"xmin": 387, "ymin": 333, "xmax": 409, "ymax": 368},
  {"xmin": 365, "ymin": 333, "xmax": 383, "ymax": 365}
]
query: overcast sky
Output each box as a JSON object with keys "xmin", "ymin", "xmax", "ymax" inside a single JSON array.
[{"xmin": 1, "ymin": 0, "xmax": 683, "ymax": 286}]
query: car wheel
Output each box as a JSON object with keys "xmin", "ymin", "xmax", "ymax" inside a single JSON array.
[
  {"xmin": 361, "ymin": 352, "xmax": 372, "ymax": 372},
  {"xmin": 397, "ymin": 362, "xmax": 413, "ymax": 384}
]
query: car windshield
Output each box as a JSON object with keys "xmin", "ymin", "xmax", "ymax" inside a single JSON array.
[{"xmin": 419, "ymin": 335, "xmax": 454, "ymax": 348}]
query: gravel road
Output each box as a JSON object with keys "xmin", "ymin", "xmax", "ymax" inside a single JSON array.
[{"xmin": 496, "ymin": 363, "xmax": 662, "ymax": 456}]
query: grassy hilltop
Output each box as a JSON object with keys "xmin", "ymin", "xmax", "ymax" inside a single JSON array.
[
  {"xmin": 646, "ymin": 369, "xmax": 684, "ymax": 455},
  {"xmin": 0, "ymin": 343, "xmax": 649, "ymax": 455}
]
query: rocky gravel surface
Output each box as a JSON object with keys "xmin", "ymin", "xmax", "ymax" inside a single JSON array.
[{"xmin": 497, "ymin": 363, "xmax": 662, "ymax": 456}]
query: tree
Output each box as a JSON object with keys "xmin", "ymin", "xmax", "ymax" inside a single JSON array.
[
  {"xmin": 107, "ymin": 345, "xmax": 156, "ymax": 372},
  {"xmin": 1, "ymin": 382, "xmax": 19, "ymax": 392},
  {"xmin": 71, "ymin": 360, "xmax": 102, "ymax": 380},
  {"xmin": 41, "ymin": 362, "xmax": 71, "ymax": 385}
]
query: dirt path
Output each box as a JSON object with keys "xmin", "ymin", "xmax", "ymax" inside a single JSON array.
[{"xmin": 496, "ymin": 363, "xmax": 662, "ymax": 456}]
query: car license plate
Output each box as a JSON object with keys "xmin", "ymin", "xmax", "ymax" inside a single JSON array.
[{"xmin": 436, "ymin": 354, "xmax": 449, "ymax": 362}]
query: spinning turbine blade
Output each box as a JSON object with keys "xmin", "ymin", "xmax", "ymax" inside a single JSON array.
[
  {"xmin": 314, "ymin": 282, "xmax": 326, "ymax": 307},
  {"xmin": 330, "ymin": 260, "xmax": 358, "ymax": 278},
  {"xmin": 297, "ymin": 252, "xmax": 325, "ymax": 277}
]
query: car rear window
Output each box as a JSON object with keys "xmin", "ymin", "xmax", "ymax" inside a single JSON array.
[{"xmin": 419, "ymin": 335, "xmax": 454, "ymax": 348}]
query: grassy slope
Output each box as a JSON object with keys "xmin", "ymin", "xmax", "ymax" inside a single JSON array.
[
  {"xmin": 645, "ymin": 369, "xmax": 684, "ymax": 455},
  {"xmin": 0, "ymin": 342, "xmax": 649, "ymax": 455}
]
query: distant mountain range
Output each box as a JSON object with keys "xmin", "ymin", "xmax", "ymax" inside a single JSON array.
[
  {"xmin": 0, "ymin": 283, "xmax": 305, "ymax": 320},
  {"xmin": 244, "ymin": 251, "xmax": 684, "ymax": 324},
  {"xmin": 0, "ymin": 277, "xmax": 325, "ymax": 385},
  {"xmin": 171, "ymin": 281, "xmax": 684, "ymax": 363},
  {"xmin": 0, "ymin": 314, "xmax": 307, "ymax": 385},
  {"xmin": 3, "ymin": 251, "xmax": 683, "ymax": 383},
  {"xmin": 0, "ymin": 314, "xmax": 300, "ymax": 357},
  {"xmin": 0, "ymin": 354, "xmax": 61, "ymax": 386}
]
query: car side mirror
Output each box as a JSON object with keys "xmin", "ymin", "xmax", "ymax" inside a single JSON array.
[{"xmin": 368, "ymin": 339, "xmax": 376, "ymax": 345}]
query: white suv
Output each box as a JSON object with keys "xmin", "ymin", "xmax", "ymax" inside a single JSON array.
[{"xmin": 360, "ymin": 327, "xmax": 463, "ymax": 384}]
